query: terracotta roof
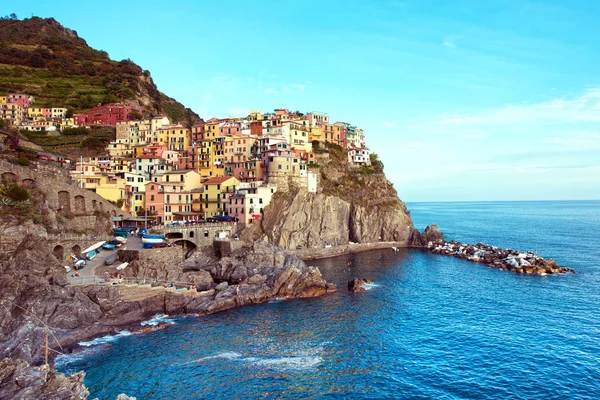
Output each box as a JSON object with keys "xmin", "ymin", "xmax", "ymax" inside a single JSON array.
[
  {"xmin": 162, "ymin": 169, "xmax": 195, "ymax": 174},
  {"xmin": 204, "ymin": 176, "xmax": 233, "ymax": 185}
]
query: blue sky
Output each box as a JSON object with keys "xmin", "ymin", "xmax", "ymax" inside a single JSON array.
[{"xmin": 7, "ymin": 0, "xmax": 600, "ymax": 201}]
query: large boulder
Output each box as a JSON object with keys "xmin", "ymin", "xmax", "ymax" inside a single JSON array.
[
  {"xmin": 421, "ymin": 225, "xmax": 444, "ymax": 245},
  {"xmin": 347, "ymin": 277, "xmax": 372, "ymax": 293}
]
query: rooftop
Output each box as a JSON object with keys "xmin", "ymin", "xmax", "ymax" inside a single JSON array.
[{"xmin": 204, "ymin": 176, "xmax": 234, "ymax": 185}]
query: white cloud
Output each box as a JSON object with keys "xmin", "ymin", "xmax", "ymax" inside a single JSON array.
[
  {"xmin": 292, "ymin": 83, "xmax": 306, "ymax": 91},
  {"xmin": 264, "ymin": 88, "xmax": 278, "ymax": 95},
  {"xmin": 442, "ymin": 37, "xmax": 456, "ymax": 48},
  {"xmin": 381, "ymin": 121, "xmax": 395, "ymax": 128}
]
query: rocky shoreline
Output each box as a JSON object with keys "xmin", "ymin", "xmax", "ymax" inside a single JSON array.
[{"xmin": 426, "ymin": 240, "xmax": 575, "ymax": 275}]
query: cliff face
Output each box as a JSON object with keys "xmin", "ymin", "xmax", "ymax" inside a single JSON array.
[
  {"xmin": 0, "ymin": 359, "xmax": 89, "ymax": 400},
  {"xmin": 242, "ymin": 143, "xmax": 415, "ymax": 250}
]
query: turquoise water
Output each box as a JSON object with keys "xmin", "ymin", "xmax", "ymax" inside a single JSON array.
[{"xmin": 56, "ymin": 201, "xmax": 600, "ymax": 399}]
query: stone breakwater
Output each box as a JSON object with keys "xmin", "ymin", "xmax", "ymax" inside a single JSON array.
[{"xmin": 426, "ymin": 240, "xmax": 575, "ymax": 275}]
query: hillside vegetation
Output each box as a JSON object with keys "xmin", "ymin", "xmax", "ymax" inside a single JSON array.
[{"xmin": 0, "ymin": 16, "xmax": 201, "ymax": 126}]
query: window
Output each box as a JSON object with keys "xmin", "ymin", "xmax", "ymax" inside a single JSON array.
[{"xmin": 278, "ymin": 165, "xmax": 282, "ymax": 170}]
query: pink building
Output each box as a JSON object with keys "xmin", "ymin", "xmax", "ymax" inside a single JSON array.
[
  {"xmin": 74, "ymin": 103, "xmax": 143, "ymax": 126},
  {"xmin": 7, "ymin": 94, "xmax": 32, "ymax": 108},
  {"xmin": 145, "ymin": 182, "xmax": 165, "ymax": 224}
]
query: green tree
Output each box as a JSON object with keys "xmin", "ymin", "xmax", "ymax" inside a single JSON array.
[
  {"xmin": 128, "ymin": 110, "xmax": 142, "ymax": 120},
  {"xmin": 116, "ymin": 199, "xmax": 124, "ymax": 208},
  {"xmin": 101, "ymin": 92, "xmax": 119, "ymax": 105}
]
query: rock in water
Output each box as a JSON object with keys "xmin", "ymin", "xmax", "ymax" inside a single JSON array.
[{"xmin": 348, "ymin": 277, "xmax": 370, "ymax": 293}]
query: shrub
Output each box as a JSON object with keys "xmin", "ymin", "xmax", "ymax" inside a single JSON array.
[
  {"xmin": 2, "ymin": 183, "xmax": 30, "ymax": 202},
  {"xmin": 17, "ymin": 155, "xmax": 30, "ymax": 166}
]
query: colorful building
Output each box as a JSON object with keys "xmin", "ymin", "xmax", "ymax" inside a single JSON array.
[
  {"xmin": 201, "ymin": 176, "xmax": 240, "ymax": 217},
  {"xmin": 74, "ymin": 103, "xmax": 143, "ymax": 126}
]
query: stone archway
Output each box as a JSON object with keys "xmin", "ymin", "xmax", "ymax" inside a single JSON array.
[
  {"xmin": 189, "ymin": 231, "xmax": 194, "ymax": 238},
  {"xmin": 52, "ymin": 245, "xmax": 64, "ymax": 261},
  {"xmin": 71, "ymin": 244, "xmax": 82, "ymax": 257},
  {"xmin": 92, "ymin": 199, "xmax": 97, "ymax": 210},
  {"xmin": 172, "ymin": 239, "xmax": 197, "ymax": 259},
  {"xmin": 111, "ymin": 210, "xmax": 116, "ymax": 216},
  {"xmin": 58, "ymin": 190, "xmax": 71, "ymax": 214},
  {"xmin": 21, "ymin": 178, "xmax": 35, "ymax": 188},
  {"xmin": 74, "ymin": 195, "xmax": 86, "ymax": 214}
]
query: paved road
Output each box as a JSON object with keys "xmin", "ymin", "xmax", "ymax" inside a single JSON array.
[{"xmin": 67, "ymin": 234, "xmax": 143, "ymax": 283}]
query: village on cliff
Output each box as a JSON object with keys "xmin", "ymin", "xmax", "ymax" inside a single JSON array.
[{"xmin": 1, "ymin": 93, "xmax": 373, "ymax": 226}]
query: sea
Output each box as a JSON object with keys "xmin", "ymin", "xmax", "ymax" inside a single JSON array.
[{"xmin": 56, "ymin": 200, "xmax": 600, "ymax": 399}]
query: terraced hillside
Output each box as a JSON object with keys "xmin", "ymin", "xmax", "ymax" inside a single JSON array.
[{"xmin": 0, "ymin": 16, "xmax": 201, "ymax": 126}]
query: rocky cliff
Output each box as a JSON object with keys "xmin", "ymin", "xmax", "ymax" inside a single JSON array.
[
  {"xmin": 0, "ymin": 358, "xmax": 89, "ymax": 400},
  {"xmin": 0, "ymin": 235, "xmax": 334, "ymax": 369},
  {"xmin": 242, "ymin": 143, "xmax": 416, "ymax": 249}
]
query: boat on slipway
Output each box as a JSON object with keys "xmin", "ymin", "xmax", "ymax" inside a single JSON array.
[{"xmin": 82, "ymin": 241, "xmax": 106, "ymax": 260}]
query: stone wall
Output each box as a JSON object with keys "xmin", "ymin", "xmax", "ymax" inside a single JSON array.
[
  {"xmin": 0, "ymin": 159, "xmax": 127, "ymax": 218},
  {"xmin": 156, "ymin": 223, "xmax": 236, "ymax": 249}
]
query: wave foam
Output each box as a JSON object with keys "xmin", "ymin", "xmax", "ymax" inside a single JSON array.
[
  {"xmin": 250, "ymin": 355, "xmax": 323, "ymax": 370},
  {"xmin": 181, "ymin": 350, "xmax": 322, "ymax": 371},
  {"xmin": 141, "ymin": 314, "xmax": 175, "ymax": 326},
  {"xmin": 78, "ymin": 330, "xmax": 131, "ymax": 347},
  {"xmin": 269, "ymin": 297, "xmax": 287, "ymax": 303},
  {"xmin": 363, "ymin": 282, "xmax": 380, "ymax": 291}
]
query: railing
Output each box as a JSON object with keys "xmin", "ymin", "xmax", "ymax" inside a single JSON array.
[
  {"xmin": 70, "ymin": 275, "xmax": 207, "ymax": 289},
  {"xmin": 47, "ymin": 233, "xmax": 112, "ymax": 241}
]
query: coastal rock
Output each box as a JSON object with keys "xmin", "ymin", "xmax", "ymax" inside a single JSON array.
[
  {"xmin": 0, "ymin": 234, "xmax": 335, "ymax": 382},
  {"xmin": 421, "ymin": 225, "xmax": 444, "ymax": 245},
  {"xmin": 347, "ymin": 278, "xmax": 372, "ymax": 293},
  {"xmin": 424, "ymin": 239, "xmax": 573, "ymax": 276},
  {"xmin": 0, "ymin": 358, "xmax": 89, "ymax": 399}
]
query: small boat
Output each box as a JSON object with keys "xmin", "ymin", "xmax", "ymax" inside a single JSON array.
[
  {"xmin": 113, "ymin": 230, "xmax": 129, "ymax": 238},
  {"xmin": 109, "ymin": 240, "xmax": 123, "ymax": 248},
  {"xmin": 74, "ymin": 259, "xmax": 86, "ymax": 269},
  {"xmin": 104, "ymin": 253, "xmax": 117, "ymax": 266},
  {"xmin": 115, "ymin": 236, "xmax": 127, "ymax": 244},
  {"xmin": 138, "ymin": 228, "xmax": 148, "ymax": 237},
  {"xmin": 116, "ymin": 262, "xmax": 129, "ymax": 271},
  {"xmin": 102, "ymin": 243, "xmax": 116, "ymax": 250},
  {"xmin": 141, "ymin": 234, "xmax": 165, "ymax": 245},
  {"xmin": 85, "ymin": 250, "xmax": 97, "ymax": 260},
  {"xmin": 82, "ymin": 241, "xmax": 106, "ymax": 255}
]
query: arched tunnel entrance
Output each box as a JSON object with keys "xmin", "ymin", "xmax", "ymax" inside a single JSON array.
[
  {"xmin": 52, "ymin": 245, "xmax": 64, "ymax": 262},
  {"xmin": 71, "ymin": 244, "xmax": 82, "ymax": 258},
  {"xmin": 172, "ymin": 239, "xmax": 197, "ymax": 259}
]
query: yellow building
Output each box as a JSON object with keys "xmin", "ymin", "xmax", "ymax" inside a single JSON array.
[
  {"xmin": 309, "ymin": 125, "xmax": 324, "ymax": 143},
  {"xmin": 204, "ymin": 119, "xmax": 222, "ymax": 139},
  {"xmin": 96, "ymin": 183, "xmax": 125, "ymax": 203},
  {"xmin": 201, "ymin": 176, "xmax": 240, "ymax": 217},
  {"xmin": 107, "ymin": 138, "xmax": 132, "ymax": 158}
]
